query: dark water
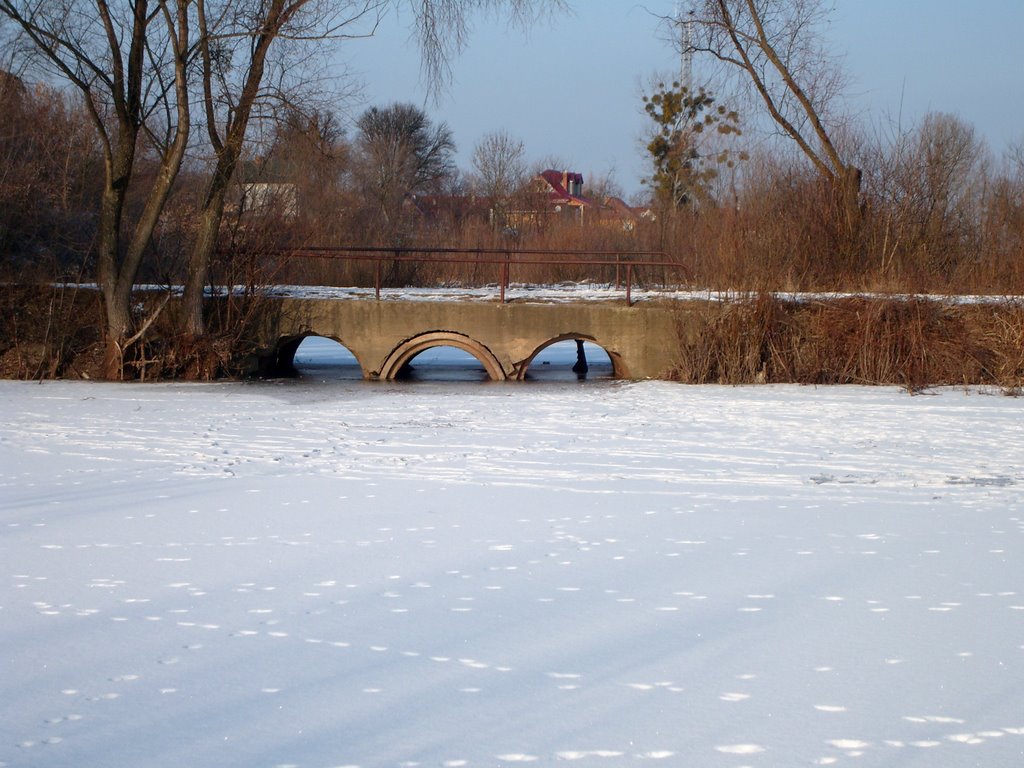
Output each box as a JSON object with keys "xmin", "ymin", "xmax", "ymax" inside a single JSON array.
[{"xmin": 292, "ymin": 337, "xmax": 613, "ymax": 383}]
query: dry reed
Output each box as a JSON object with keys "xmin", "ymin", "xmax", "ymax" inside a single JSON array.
[{"xmin": 672, "ymin": 295, "xmax": 1024, "ymax": 392}]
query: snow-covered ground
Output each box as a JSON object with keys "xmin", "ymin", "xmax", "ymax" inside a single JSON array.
[{"xmin": 1, "ymin": 374, "xmax": 1022, "ymax": 767}]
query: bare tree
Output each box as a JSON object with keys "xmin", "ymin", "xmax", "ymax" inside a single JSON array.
[
  {"xmin": 352, "ymin": 102, "xmax": 455, "ymax": 238},
  {"xmin": 179, "ymin": 0, "xmax": 385, "ymax": 340},
  {"xmin": 909, "ymin": 113, "xmax": 987, "ymax": 249},
  {"xmin": 987, "ymin": 138, "xmax": 1024, "ymax": 277},
  {"xmin": 877, "ymin": 112, "xmax": 988, "ymax": 278},
  {"xmin": 1009, "ymin": 137, "xmax": 1024, "ymax": 183},
  {"xmin": 0, "ymin": 77, "xmax": 101, "ymax": 261},
  {"xmin": 471, "ymin": 130, "xmax": 527, "ymax": 224},
  {"xmin": 0, "ymin": 0, "xmax": 192, "ymax": 378},
  {"xmin": 405, "ymin": 0, "xmax": 567, "ymax": 96},
  {"xmin": 263, "ymin": 108, "xmax": 351, "ymax": 241},
  {"xmin": 682, "ymin": 0, "xmax": 861, "ymax": 233}
]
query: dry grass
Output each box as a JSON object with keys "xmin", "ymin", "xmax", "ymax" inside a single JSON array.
[
  {"xmin": 673, "ymin": 295, "xmax": 1024, "ymax": 392},
  {"xmin": 0, "ymin": 282, "xmax": 101, "ymax": 379}
]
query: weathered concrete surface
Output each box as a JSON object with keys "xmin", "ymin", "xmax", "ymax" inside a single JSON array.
[{"xmin": 250, "ymin": 297, "xmax": 690, "ymax": 380}]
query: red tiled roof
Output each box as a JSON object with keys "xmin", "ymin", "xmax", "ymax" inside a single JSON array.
[{"xmin": 537, "ymin": 169, "xmax": 595, "ymax": 207}]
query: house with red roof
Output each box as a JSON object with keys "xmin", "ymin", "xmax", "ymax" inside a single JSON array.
[
  {"xmin": 528, "ymin": 170, "xmax": 654, "ymax": 229},
  {"xmin": 534, "ymin": 170, "xmax": 598, "ymax": 223}
]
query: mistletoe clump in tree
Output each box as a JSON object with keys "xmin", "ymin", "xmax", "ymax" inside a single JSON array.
[{"xmin": 642, "ymin": 81, "xmax": 743, "ymax": 210}]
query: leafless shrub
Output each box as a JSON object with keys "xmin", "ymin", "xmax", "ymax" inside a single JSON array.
[
  {"xmin": 673, "ymin": 295, "xmax": 1024, "ymax": 392},
  {"xmin": 0, "ymin": 271, "xmax": 101, "ymax": 380}
]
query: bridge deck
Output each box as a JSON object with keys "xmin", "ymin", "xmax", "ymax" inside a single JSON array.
[
  {"xmin": 261, "ymin": 283, "xmax": 689, "ymax": 305},
  {"xmin": 258, "ymin": 284, "xmax": 1022, "ymax": 306}
]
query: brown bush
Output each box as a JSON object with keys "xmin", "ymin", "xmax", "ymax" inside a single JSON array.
[
  {"xmin": 0, "ymin": 282, "xmax": 102, "ymax": 379},
  {"xmin": 673, "ymin": 295, "xmax": 1024, "ymax": 392}
]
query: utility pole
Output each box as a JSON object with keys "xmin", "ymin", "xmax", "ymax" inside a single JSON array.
[
  {"xmin": 677, "ymin": 2, "xmax": 694, "ymax": 95},
  {"xmin": 672, "ymin": 3, "xmax": 695, "ymax": 208}
]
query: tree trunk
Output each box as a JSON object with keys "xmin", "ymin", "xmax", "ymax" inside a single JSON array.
[
  {"xmin": 840, "ymin": 165, "xmax": 864, "ymax": 250},
  {"xmin": 95, "ymin": 132, "xmax": 136, "ymax": 380},
  {"xmin": 182, "ymin": 193, "xmax": 226, "ymax": 338},
  {"xmin": 101, "ymin": 277, "xmax": 133, "ymax": 380}
]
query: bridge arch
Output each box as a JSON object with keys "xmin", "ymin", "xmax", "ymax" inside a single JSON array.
[
  {"xmin": 274, "ymin": 333, "xmax": 368, "ymax": 378},
  {"xmin": 378, "ymin": 331, "xmax": 507, "ymax": 381},
  {"xmin": 516, "ymin": 333, "xmax": 624, "ymax": 380}
]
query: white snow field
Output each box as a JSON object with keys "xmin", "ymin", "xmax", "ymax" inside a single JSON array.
[{"xmin": 1, "ymin": 373, "xmax": 1023, "ymax": 767}]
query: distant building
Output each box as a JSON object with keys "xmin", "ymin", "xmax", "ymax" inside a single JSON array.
[
  {"xmin": 601, "ymin": 195, "xmax": 657, "ymax": 229},
  {"xmin": 518, "ymin": 169, "xmax": 653, "ymax": 230},
  {"xmin": 238, "ymin": 160, "xmax": 298, "ymax": 220},
  {"xmin": 533, "ymin": 169, "xmax": 597, "ymax": 223}
]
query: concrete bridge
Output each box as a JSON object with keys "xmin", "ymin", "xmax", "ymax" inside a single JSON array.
[{"xmin": 251, "ymin": 295, "xmax": 685, "ymax": 380}]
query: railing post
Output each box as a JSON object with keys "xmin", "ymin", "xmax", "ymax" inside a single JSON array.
[
  {"xmin": 374, "ymin": 257, "xmax": 381, "ymax": 300},
  {"xmin": 626, "ymin": 263, "xmax": 633, "ymax": 306},
  {"xmin": 501, "ymin": 249, "xmax": 509, "ymax": 303},
  {"xmin": 615, "ymin": 253, "xmax": 621, "ymax": 290}
]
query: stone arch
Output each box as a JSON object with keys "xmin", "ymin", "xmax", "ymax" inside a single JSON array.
[
  {"xmin": 378, "ymin": 331, "xmax": 507, "ymax": 381},
  {"xmin": 515, "ymin": 333, "xmax": 625, "ymax": 380},
  {"xmin": 274, "ymin": 333, "xmax": 368, "ymax": 378}
]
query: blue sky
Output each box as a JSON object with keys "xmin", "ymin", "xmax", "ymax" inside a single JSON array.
[{"xmin": 342, "ymin": 1, "xmax": 1024, "ymax": 196}]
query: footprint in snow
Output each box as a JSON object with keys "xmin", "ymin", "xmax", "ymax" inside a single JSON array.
[
  {"xmin": 946, "ymin": 733, "xmax": 987, "ymax": 745},
  {"xmin": 548, "ymin": 672, "xmax": 580, "ymax": 679},
  {"xmin": 715, "ymin": 744, "xmax": 765, "ymax": 754},
  {"xmin": 902, "ymin": 715, "xmax": 964, "ymax": 724},
  {"xmin": 555, "ymin": 750, "xmax": 624, "ymax": 760},
  {"xmin": 720, "ymin": 692, "xmax": 751, "ymax": 702},
  {"xmin": 826, "ymin": 739, "xmax": 870, "ymax": 750},
  {"xmin": 45, "ymin": 714, "xmax": 83, "ymax": 724}
]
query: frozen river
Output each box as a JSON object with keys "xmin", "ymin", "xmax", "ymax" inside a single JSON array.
[
  {"xmin": 1, "ymin": 371, "xmax": 1022, "ymax": 767},
  {"xmin": 290, "ymin": 335, "xmax": 615, "ymax": 382}
]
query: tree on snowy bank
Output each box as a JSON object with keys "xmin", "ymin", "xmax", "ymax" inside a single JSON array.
[{"xmin": 0, "ymin": 0, "xmax": 194, "ymax": 379}]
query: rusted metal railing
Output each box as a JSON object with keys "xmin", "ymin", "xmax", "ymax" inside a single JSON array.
[{"xmin": 272, "ymin": 246, "xmax": 689, "ymax": 306}]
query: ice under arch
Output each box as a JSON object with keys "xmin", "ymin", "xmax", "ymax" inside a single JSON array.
[
  {"xmin": 378, "ymin": 331, "xmax": 506, "ymax": 381},
  {"xmin": 274, "ymin": 334, "xmax": 367, "ymax": 378},
  {"xmin": 516, "ymin": 333, "xmax": 620, "ymax": 380}
]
